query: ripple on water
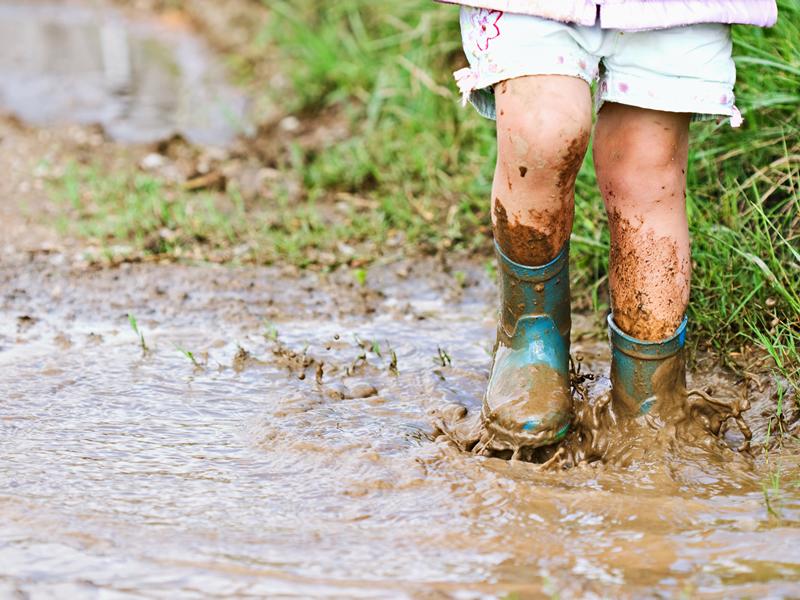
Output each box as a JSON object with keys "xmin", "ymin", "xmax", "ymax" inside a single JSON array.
[{"xmin": 0, "ymin": 266, "xmax": 798, "ymax": 598}]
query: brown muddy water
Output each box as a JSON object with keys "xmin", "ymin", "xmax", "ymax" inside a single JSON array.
[
  {"xmin": 0, "ymin": 2, "xmax": 249, "ymax": 144},
  {"xmin": 1, "ymin": 256, "xmax": 799, "ymax": 598}
]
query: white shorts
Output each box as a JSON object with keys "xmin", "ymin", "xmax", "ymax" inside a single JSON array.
[{"xmin": 455, "ymin": 7, "xmax": 740, "ymax": 126}]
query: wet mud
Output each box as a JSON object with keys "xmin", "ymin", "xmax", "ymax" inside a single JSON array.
[
  {"xmin": 434, "ymin": 345, "xmax": 753, "ymax": 468},
  {"xmin": 556, "ymin": 132, "xmax": 590, "ymax": 192},
  {"xmin": 606, "ymin": 207, "xmax": 690, "ymax": 341},
  {"xmin": 2, "ymin": 250, "xmax": 799, "ymax": 598},
  {"xmin": 1, "ymin": 2, "xmax": 799, "ymax": 597},
  {"xmin": 0, "ymin": 2, "xmax": 249, "ymax": 144},
  {"xmin": 480, "ymin": 356, "xmax": 571, "ymax": 456},
  {"xmin": 492, "ymin": 200, "xmax": 568, "ymax": 266}
]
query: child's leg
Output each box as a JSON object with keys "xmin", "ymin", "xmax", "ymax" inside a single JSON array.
[
  {"xmin": 480, "ymin": 75, "xmax": 591, "ymax": 452},
  {"xmin": 492, "ymin": 75, "xmax": 592, "ymax": 266},
  {"xmin": 592, "ymin": 103, "xmax": 691, "ymax": 341}
]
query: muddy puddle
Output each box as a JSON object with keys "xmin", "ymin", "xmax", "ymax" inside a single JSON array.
[
  {"xmin": 1, "ymin": 255, "xmax": 798, "ymax": 598},
  {"xmin": 0, "ymin": 2, "xmax": 249, "ymax": 144}
]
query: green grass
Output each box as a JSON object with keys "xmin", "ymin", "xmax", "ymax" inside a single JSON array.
[
  {"xmin": 255, "ymin": 0, "xmax": 799, "ymax": 384},
  {"xmin": 56, "ymin": 164, "xmax": 246, "ymax": 257},
  {"xmin": 54, "ymin": 162, "xmax": 391, "ymax": 267},
  {"xmin": 51, "ymin": 0, "xmax": 798, "ymax": 387}
]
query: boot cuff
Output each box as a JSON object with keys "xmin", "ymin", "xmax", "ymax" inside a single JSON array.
[
  {"xmin": 494, "ymin": 240, "xmax": 569, "ymax": 283},
  {"xmin": 608, "ymin": 314, "xmax": 687, "ymax": 360}
]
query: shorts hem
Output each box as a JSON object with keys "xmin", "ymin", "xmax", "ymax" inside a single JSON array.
[
  {"xmin": 462, "ymin": 67, "xmax": 595, "ymax": 121},
  {"xmin": 596, "ymin": 71, "xmax": 737, "ymax": 125},
  {"xmin": 596, "ymin": 94, "xmax": 733, "ymax": 118}
]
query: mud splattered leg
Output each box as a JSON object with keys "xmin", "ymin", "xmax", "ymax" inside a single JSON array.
[
  {"xmin": 493, "ymin": 75, "xmax": 591, "ymax": 265},
  {"xmin": 475, "ymin": 75, "xmax": 591, "ymax": 454},
  {"xmin": 593, "ymin": 103, "xmax": 691, "ymax": 341}
]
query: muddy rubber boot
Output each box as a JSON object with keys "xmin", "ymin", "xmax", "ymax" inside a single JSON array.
[
  {"xmin": 608, "ymin": 315, "xmax": 688, "ymax": 414},
  {"xmin": 481, "ymin": 241, "xmax": 572, "ymax": 451}
]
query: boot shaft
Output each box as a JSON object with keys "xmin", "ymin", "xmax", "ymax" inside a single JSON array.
[
  {"xmin": 495, "ymin": 241, "xmax": 571, "ymax": 348},
  {"xmin": 608, "ymin": 315, "xmax": 688, "ymax": 414}
]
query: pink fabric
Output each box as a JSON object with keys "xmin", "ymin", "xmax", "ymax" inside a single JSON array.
[{"xmin": 437, "ymin": 0, "xmax": 778, "ymax": 29}]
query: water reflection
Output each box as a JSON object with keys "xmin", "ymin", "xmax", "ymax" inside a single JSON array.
[{"xmin": 0, "ymin": 3, "xmax": 248, "ymax": 144}]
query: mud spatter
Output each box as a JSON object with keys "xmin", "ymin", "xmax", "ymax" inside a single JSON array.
[
  {"xmin": 493, "ymin": 199, "xmax": 566, "ymax": 266},
  {"xmin": 607, "ymin": 207, "xmax": 689, "ymax": 341},
  {"xmin": 433, "ymin": 349, "xmax": 753, "ymax": 468},
  {"xmin": 556, "ymin": 131, "xmax": 590, "ymax": 190},
  {"xmin": 479, "ymin": 352, "xmax": 571, "ymax": 459}
]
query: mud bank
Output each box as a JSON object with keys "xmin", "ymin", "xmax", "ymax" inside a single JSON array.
[{"xmin": 1, "ymin": 251, "xmax": 798, "ymax": 598}]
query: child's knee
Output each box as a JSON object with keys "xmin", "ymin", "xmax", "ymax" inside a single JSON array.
[
  {"xmin": 596, "ymin": 140, "xmax": 688, "ymax": 218},
  {"xmin": 598, "ymin": 132, "xmax": 683, "ymax": 174},
  {"xmin": 497, "ymin": 104, "xmax": 590, "ymax": 187},
  {"xmin": 593, "ymin": 109, "xmax": 689, "ymax": 209}
]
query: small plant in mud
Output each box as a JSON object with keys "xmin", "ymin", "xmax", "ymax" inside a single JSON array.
[
  {"xmin": 346, "ymin": 349, "xmax": 369, "ymax": 377},
  {"xmin": 453, "ymin": 270, "xmax": 467, "ymax": 288},
  {"xmin": 127, "ymin": 313, "xmax": 148, "ymax": 354},
  {"xmin": 435, "ymin": 346, "xmax": 452, "ymax": 368},
  {"xmin": 175, "ymin": 345, "xmax": 205, "ymax": 369},
  {"xmin": 773, "ymin": 384, "xmax": 788, "ymax": 440},
  {"xmin": 763, "ymin": 465, "xmax": 783, "ymax": 521},
  {"xmin": 387, "ymin": 341, "xmax": 399, "ymax": 375},
  {"xmin": 353, "ymin": 267, "xmax": 367, "ymax": 287},
  {"xmin": 263, "ymin": 319, "xmax": 279, "ymax": 342},
  {"xmin": 353, "ymin": 334, "xmax": 399, "ymax": 374}
]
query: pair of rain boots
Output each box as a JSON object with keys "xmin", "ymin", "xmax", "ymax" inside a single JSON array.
[{"xmin": 483, "ymin": 240, "xmax": 688, "ymax": 452}]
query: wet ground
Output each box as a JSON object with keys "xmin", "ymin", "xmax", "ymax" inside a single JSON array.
[
  {"xmin": 1, "ymin": 1, "xmax": 799, "ymax": 598},
  {"xmin": 1, "ymin": 251, "xmax": 799, "ymax": 598}
]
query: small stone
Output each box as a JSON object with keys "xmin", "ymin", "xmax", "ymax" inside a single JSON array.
[
  {"xmin": 279, "ymin": 116, "xmax": 300, "ymax": 132},
  {"xmin": 325, "ymin": 383, "xmax": 347, "ymax": 400},
  {"xmin": 346, "ymin": 382, "xmax": 378, "ymax": 399},
  {"xmin": 140, "ymin": 153, "xmax": 166, "ymax": 170}
]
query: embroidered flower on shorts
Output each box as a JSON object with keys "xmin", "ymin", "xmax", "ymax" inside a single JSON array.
[{"xmin": 470, "ymin": 9, "xmax": 503, "ymax": 52}]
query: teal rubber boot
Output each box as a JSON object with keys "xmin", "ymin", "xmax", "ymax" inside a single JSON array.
[
  {"xmin": 481, "ymin": 241, "xmax": 572, "ymax": 451},
  {"xmin": 608, "ymin": 315, "xmax": 688, "ymax": 414}
]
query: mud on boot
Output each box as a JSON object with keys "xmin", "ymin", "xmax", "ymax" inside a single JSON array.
[
  {"xmin": 481, "ymin": 242, "xmax": 572, "ymax": 453},
  {"xmin": 608, "ymin": 314, "xmax": 688, "ymax": 415}
]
